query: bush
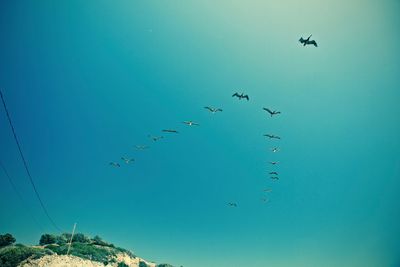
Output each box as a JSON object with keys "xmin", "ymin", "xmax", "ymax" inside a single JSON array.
[
  {"xmin": 0, "ymin": 234, "xmax": 16, "ymax": 248},
  {"xmin": 118, "ymin": 262, "xmax": 129, "ymax": 267},
  {"xmin": 72, "ymin": 233, "xmax": 90, "ymax": 243},
  {"xmin": 0, "ymin": 245, "xmax": 52, "ymax": 267},
  {"xmin": 39, "ymin": 234, "xmax": 57, "ymax": 245},
  {"xmin": 139, "ymin": 260, "xmax": 149, "ymax": 267}
]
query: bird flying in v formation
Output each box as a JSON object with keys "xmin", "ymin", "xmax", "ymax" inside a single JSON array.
[
  {"xmin": 232, "ymin": 92, "xmax": 249, "ymax": 101},
  {"xmin": 299, "ymin": 35, "xmax": 318, "ymax": 47},
  {"xmin": 204, "ymin": 106, "xmax": 223, "ymax": 113},
  {"xmin": 263, "ymin": 108, "xmax": 281, "ymax": 117}
]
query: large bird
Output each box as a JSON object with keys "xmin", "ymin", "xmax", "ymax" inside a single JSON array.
[
  {"xmin": 269, "ymin": 171, "xmax": 278, "ymax": 176},
  {"xmin": 261, "ymin": 197, "xmax": 269, "ymax": 203},
  {"xmin": 182, "ymin": 121, "xmax": 199, "ymax": 126},
  {"xmin": 232, "ymin": 92, "xmax": 249, "ymax": 101},
  {"xmin": 299, "ymin": 35, "xmax": 318, "ymax": 47},
  {"xmin": 263, "ymin": 108, "xmax": 281, "ymax": 117},
  {"xmin": 162, "ymin": 129, "xmax": 179, "ymax": 134},
  {"xmin": 264, "ymin": 134, "xmax": 281, "ymax": 140},
  {"xmin": 228, "ymin": 202, "xmax": 238, "ymax": 207},
  {"xmin": 204, "ymin": 106, "xmax": 223, "ymax": 113},
  {"xmin": 109, "ymin": 162, "xmax": 120, "ymax": 168},
  {"xmin": 269, "ymin": 161, "xmax": 279, "ymax": 165},
  {"xmin": 271, "ymin": 147, "xmax": 280, "ymax": 153},
  {"xmin": 148, "ymin": 135, "xmax": 164, "ymax": 141},
  {"xmin": 270, "ymin": 176, "xmax": 279, "ymax": 180},
  {"xmin": 121, "ymin": 157, "xmax": 135, "ymax": 164}
]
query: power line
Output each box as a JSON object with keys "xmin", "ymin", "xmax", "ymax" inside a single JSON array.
[
  {"xmin": 0, "ymin": 89, "xmax": 62, "ymax": 232},
  {"xmin": 0, "ymin": 160, "xmax": 44, "ymax": 232}
]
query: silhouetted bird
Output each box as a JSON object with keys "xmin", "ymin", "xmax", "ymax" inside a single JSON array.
[
  {"xmin": 271, "ymin": 147, "xmax": 280, "ymax": 153},
  {"xmin": 232, "ymin": 92, "xmax": 249, "ymax": 101},
  {"xmin": 299, "ymin": 35, "xmax": 318, "ymax": 47},
  {"xmin": 204, "ymin": 106, "xmax": 223, "ymax": 113},
  {"xmin": 109, "ymin": 162, "xmax": 120, "ymax": 168},
  {"xmin": 261, "ymin": 197, "xmax": 269, "ymax": 203},
  {"xmin": 269, "ymin": 161, "xmax": 279, "ymax": 165},
  {"xmin": 121, "ymin": 157, "xmax": 135, "ymax": 164},
  {"xmin": 263, "ymin": 108, "xmax": 281, "ymax": 117},
  {"xmin": 182, "ymin": 121, "xmax": 199, "ymax": 126},
  {"xmin": 269, "ymin": 172, "xmax": 278, "ymax": 175},
  {"xmin": 228, "ymin": 202, "xmax": 238, "ymax": 207},
  {"xmin": 148, "ymin": 135, "xmax": 164, "ymax": 141},
  {"xmin": 264, "ymin": 134, "xmax": 281, "ymax": 140},
  {"xmin": 162, "ymin": 129, "xmax": 179, "ymax": 134},
  {"xmin": 270, "ymin": 176, "xmax": 279, "ymax": 180}
]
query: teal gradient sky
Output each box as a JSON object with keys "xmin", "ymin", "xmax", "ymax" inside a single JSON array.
[{"xmin": 1, "ymin": 1, "xmax": 400, "ymax": 266}]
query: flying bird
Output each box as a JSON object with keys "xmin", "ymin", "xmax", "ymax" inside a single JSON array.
[
  {"xmin": 232, "ymin": 92, "xmax": 249, "ymax": 101},
  {"xmin": 270, "ymin": 176, "xmax": 279, "ymax": 180},
  {"xmin": 182, "ymin": 121, "xmax": 199, "ymax": 126},
  {"xmin": 135, "ymin": 145, "xmax": 149, "ymax": 150},
  {"xmin": 299, "ymin": 35, "xmax": 318, "ymax": 47},
  {"xmin": 121, "ymin": 157, "xmax": 135, "ymax": 164},
  {"xmin": 228, "ymin": 202, "xmax": 237, "ymax": 207},
  {"xmin": 264, "ymin": 134, "xmax": 281, "ymax": 140},
  {"xmin": 109, "ymin": 162, "xmax": 120, "ymax": 168},
  {"xmin": 204, "ymin": 106, "xmax": 223, "ymax": 113},
  {"xmin": 162, "ymin": 129, "xmax": 179, "ymax": 134},
  {"xmin": 261, "ymin": 197, "xmax": 269, "ymax": 203},
  {"xmin": 269, "ymin": 172, "xmax": 278, "ymax": 176},
  {"xmin": 271, "ymin": 147, "xmax": 280, "ymax": 153},
  {"xmin": 269, "ymin": 161, "xmax": 279, "ymax": 165},
  {"xmin": 148, "ymin": 135, "xmax": 163, "ymax": 141},
  {"xmin": 263, "ymin": 108, "xmax": 281, "ymax": 117}
]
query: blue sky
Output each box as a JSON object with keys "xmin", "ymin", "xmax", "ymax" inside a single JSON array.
[{"xmin": 1, "ymin": 1, "xmax": 400, "ymax": 266}]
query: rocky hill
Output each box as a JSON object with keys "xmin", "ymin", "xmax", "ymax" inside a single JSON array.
[{"xmin": 0, "ymin": 233, "xmax": 173, "ymax": 267}]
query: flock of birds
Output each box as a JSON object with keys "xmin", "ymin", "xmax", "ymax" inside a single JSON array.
[{"xmin": 109, "ymin": 35, "xmax": 317, "ymax": 207}]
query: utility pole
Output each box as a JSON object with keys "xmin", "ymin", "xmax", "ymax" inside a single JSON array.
[{"xmin": 66, "ymin": 223, "xmax": 77, "ymax": 255}]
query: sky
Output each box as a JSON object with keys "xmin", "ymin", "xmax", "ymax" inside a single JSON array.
[{"xmin": 1, "ymin": 1, "xmax": 400, "ymax": 266}]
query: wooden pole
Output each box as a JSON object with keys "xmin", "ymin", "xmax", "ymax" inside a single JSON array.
[{"xmin": 66, "ymin": 223, "xmax": 76, "ymax": 255}]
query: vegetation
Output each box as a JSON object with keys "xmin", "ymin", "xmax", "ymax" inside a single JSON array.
[
  {"xmin": 0, "ymin": 245, "xmax": 52, "ymax": 267},
  {"xmin": 39, "ymin": 234, "xmax": 57, "ymax": 246},
  {"xmin": 0, "ymin": 234, "xmax": 16, "ymax": 248},
  {"xmin": 0, "ymin": 232, "xmax": 169, "ymax": 266}
]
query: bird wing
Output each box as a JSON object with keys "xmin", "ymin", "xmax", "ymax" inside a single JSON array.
[
  {"xmin": 299, "ymin": 37, "xmax": 306, "ymax": 43},
  {"xmin": 232, "ymin": 93, "xmax": 239, "ymax": 97},
  {"xmin": 244, "ymin": 95, "xmax": 249, "ymax": 100},
  {"xmin": 204, "ymin": 106, "xmax": 213, "ymax": 111},
  {"xmin": 308, "ymin": 40, "xmax": 318, "ymax": 47},
  {"xmin": 216, "ymin": 108, "xmax": 223, "ymax": 112},
  {"xmin": 264, "ymin": 134, "xmax": 272, "ymax": 138},
  {"xmin": 263, "ymin": 108, "xmax": 273, "ymax": 114}
]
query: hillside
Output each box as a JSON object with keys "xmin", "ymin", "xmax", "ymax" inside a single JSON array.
[{"xmin": 0, "ymin": 233, "xmax": 173, "ymax": 267}]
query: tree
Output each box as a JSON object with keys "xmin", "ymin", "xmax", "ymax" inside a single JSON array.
[
  {"xmin": 72, "ymin": 233, "xmax": 89, "ymax": 243},
  {"xmin": 39, "ymin": 234, "xmax": 56, "ymax": 246},
  {"xmin": 0, "ymin": 233, "xmax": 16, "ymax": 247}
]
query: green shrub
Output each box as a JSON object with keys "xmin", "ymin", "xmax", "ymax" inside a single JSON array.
[
  {"xmin": 72, "ymin": 233, "xmax": 90, "ymax": 243},
  {"xmin": 39, "ymin": 234, "xmax": 57, "ymax": 245},
  {"xmin": 139, "ymin": 260, "xmax": 149, "ymax": 267},
  {"xmin": 118, "ymin": 262, "xmax": 129, "ymax": 267},
  {"xmin": 0, "ymin": 234, "xmax": 16, "ymax": 248},
  {"xmin": 0, "ymin": 245, "xmax": 52, "ymax": 267}
]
